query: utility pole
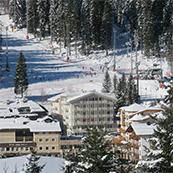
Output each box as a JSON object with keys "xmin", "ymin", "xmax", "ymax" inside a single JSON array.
[
  {"xmin": 6, "ymin": 26, "xmax": 10, "ymax": 72},
  {"xmin": 26, "ymin": 0, "xmax": 29, "ymax": 39},
  {"xmin": 113, "ymin": 28, "xmax": 116, "ymax": 71}
]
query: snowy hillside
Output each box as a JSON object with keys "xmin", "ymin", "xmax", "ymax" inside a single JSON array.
[{"xmin": 0, "ymin": 14, "xmax": 170, "ymax": 106}]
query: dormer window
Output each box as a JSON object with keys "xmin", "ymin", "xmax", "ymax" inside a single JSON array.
[{"xmin": 18, "ymin": 107, "xmax": 31, "ymax": 114}]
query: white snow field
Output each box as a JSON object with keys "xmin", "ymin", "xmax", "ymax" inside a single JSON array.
[{"xmin": 0, "ymin": 14, "xmax": 170, "ymax": 106}]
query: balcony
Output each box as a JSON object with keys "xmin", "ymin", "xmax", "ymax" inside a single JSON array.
[
  {"xmin": 16, "ymin": 136, "xmax": 33, "ymax": 142},
  {"xmin": 117, "ymin": 128, "xmax": 125, "ymax": 133},
  {"xmin": 122, "ymin": 122, "xmax": 126, "ymax": 126}
]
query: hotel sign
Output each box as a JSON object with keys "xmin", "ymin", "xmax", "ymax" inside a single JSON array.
[{"xmin": 0, "ymin": 142, "xmax": 36, "ymax": 148}]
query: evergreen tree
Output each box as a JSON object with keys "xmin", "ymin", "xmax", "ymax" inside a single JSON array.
[
  {"xmin": 14, "ymin": 52, "xmax": 28, "ymax": 98},
  {"xmin": 9, "ymin": 0, "xmax": 15, "ymax": 20},
  {"xmin": 75, "ymin": 125, "xmax": 115, "ymax": 173},
  {"xmin": 137, "ymin": 86, "xmax": 173, "ymax": 172},
  {"xmin": 112, "ymin": 74, "xmax": 118, "ymax": 94},
  {"xmin": 37, "ymin": 0, "xmax": 47, "ymax": 40},
  {"xmin": 81, "ymin": 0, "xmax": 92, "ymax": 55},
  {"xmin": 101, "ymin": 0, "xmax": 113, "ymax": 55},
  {"xmin": 115, "ymin": 73, "xmax": 127, "ymax": 110},
  {"xmin": 102, "ymin": 70, "xmax": 112, "ymax": 93},
  {"xmin": 127, "ymin": 74, "xmax": 138, "ymax": 105},
  {"xmin": 138, "ymin": 0, "xmax": 154, "ymax": 57},
  {"xmin": 16, "ymin": 0, "xmax": 26, "ymax": 28},
  {"xmin": 9, "ymin": 0, "xmax": 26, "ymax": 28},
  {"xmin": 26, "ymin": 150, "xmax": 46, "ymax": 173},
  {"xmin": 49, "ymin": 0, "xmax": 59, "ymax": 43},
  {"xmin": 28, "ymin": 0, "xmax": 38, "ymax": 37}
]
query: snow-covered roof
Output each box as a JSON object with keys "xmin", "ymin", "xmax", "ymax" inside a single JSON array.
[
  {"xmin": 128, "ymin": 107, "xmax": 164, "ymax": 118},
  {"xmin": 68, "ymin": 91, "xmax": 116, "ymax": 103},
  {"xmin": 0, "ymin": 98, "xmax": 47, "ymax": 118},
  {"xmin": 0, "ymin": 155, "xmax": 65, "ymax": 173},
  {"xmin": 48, "ymin": 90, "xmax": 116, "ymax": 103},
  {"xmin": 0, "ymin": 117, "xmax": 61, "ymax": 132},
  {"xmin": 130, "ymin": 113, "xmax": 144, "ymax": 121},
  {"xmin": 119, "ymin": 103, "xmax": 146, "ymax": 112},
  {"xmin": 126, "ymin": 123, "xmax": 155, "ymax": 136}
]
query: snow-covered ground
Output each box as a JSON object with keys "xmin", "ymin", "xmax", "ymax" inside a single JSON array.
[{"xmin": 0, "ymin": 14, "xmax": 170, "ymax": 109}]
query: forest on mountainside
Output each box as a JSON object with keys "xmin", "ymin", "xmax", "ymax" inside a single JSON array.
[{"xmin": 1, "ymin": 0, "xmax": 173, "ymax": 59}]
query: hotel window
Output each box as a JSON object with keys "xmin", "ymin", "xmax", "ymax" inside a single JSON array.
[
  {"xmin": 39, "ymin": 132, "xmax": 43, "ymax": 134},
  {"xmin": 52, "ymin": 146, "xmax": 55, "ymax": 150},
  {"xmin": 26, "ymin": 147, "xmax": 29, "ymax": 151},
  {"xmin": 83, "ymin": 112, "xmax": 86, "ymax": 115},
  {"xmin": 30, "ymin": 147, "xmax": 33, "ymax": 151},
  {"xmin": 1, "ymin": 148, "xmax": 5, "ymax": 151},
  {"xmin": 45, "ymin": 138, "xmax": 49, "ymax": 142},
  {"xmin": 21, "ymin": 147, "xmax": 24, "ymax": 151},
  {"xmin": 83, "ymin": 105, "xmax": 86, "ymax": 108},
  {"xmin": 11, "ymin": 147, "xmax": 14, "ymax": 151},
  {"xmin": 45, "ymin": 132, "xmax": 49, "ymax": 134},
  {"xmin": 99, "ymin": 97, "xmax": 102, "ymax": 101},
  {"xmin": 39, "ymin": 139, "xmax": 43, "ymax": 142},
  {"xmin": 52, "ymin": 138, "xmax": 56, "ymax": 142},
  {"xmin": 39, "ymin": 147, "xmax": 43, "ymax": 151},
  {"xmin": 107, "ymin": 104, "xmax": 110, "ymax": 107},
  {"xmin": 46, "ymin": 146, "xmax": 49, "ymax": 150},
  {"xmin": 16, "ymin": 147, "xmax": 19, "ymax": 151},
  {"xmin": 6, "ymin": 147, "xmax": 10, "ymax": 151}
]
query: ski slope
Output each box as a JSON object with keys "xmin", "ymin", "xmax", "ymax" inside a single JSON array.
[{"xmin": 0, "ymin": 14, "xmax": 169, "ymax": 105}]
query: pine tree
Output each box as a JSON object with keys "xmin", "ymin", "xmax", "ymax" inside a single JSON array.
[
  {"xmin": 26, "ymin": 150, "xmax": 46, "ymax": 173},
  {"xmin": 81, "ymin": 0, "xmax": 92, "ymax": 55},
  {"xmin": 112, "ymin": 74, "xmax": 118, "ymax": 94},
  {"xmin": 115, "ymin": 73, "xmax": 127, "ymax": 110},
  {"xmin": 102, "ymin": 70, "xmax": 112, "ymax": 93},
  {"xmin": 9, "ymin": 0, "xmax": 26, "ymax": 28},
  {"xmin": 75, "ymin": 125, "xmax": 115, "ymax": 173},
  {"xmin": 37, "ymin": 0, "xmax": 47, "ymax": 40},
  {"xmin": 16, "ymin": 0, "xmax": 26, "ymax": 28},
  {"xmin": 28, "ymin": 0, "xmax": 38, "ymax": 37},
  {"xmin": 137, "ymin": 86, "xmax": 173, "ymax": 172},
  {"xmin": 127, "ymin": 74, "xmax": 138, "ymax": 105},
  {"xmin": 14, "ymin": 52, "xmax": 28, "ymax": 98},
  {"xmin": 101, "ymin": 0, "xmax": 113, "ymax": 55}
]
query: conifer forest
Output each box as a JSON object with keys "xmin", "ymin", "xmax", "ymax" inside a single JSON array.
[{"xmin": 2, "ymin": 0, "xmax": 173, "ymax": 58}]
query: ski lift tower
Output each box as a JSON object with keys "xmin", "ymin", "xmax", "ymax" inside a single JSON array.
[
  {"xmin": 113, "ymin": 28, "xmax": 116, "ymax": 71},
  {"xmin": 6, "ymin": 26, "xmax": 10, "ymax": 72},
  {"xmin": 135, "ymin": 30, "xmax": 140, "ymax": 99}
]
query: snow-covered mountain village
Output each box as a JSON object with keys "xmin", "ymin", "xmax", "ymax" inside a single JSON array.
[{"xmin": 0, "ymin": 1, "xmax": 173, "ymax": 173}]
